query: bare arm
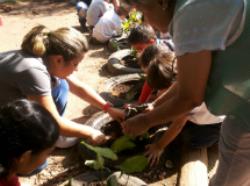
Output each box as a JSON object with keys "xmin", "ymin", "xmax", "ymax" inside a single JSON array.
[
  {"xmin": 152, "ymin": 82, "xmax": 178, "ymax": 107},
  {"xmin": 28, "ymin": 95, "xmax": 106, "ymax": 144},
  {"xmin": 155, "ymin": 115, "xmax": 187, "ymax": 149},
  {"xmin": 147, "ymin": 50, "xmax": 212, "ymax": 125},
  {"xmin": 66, "ymin": 75, "xmax": 125, "ymax": 121},
  {"xmin": 122, "ymin": 50, "xmax": 212, "ymax": 136},
  {"xmin": 145, "ymin": 115, "xmax": 188, "ymax": 166},
  {"xmin": 66, "ymin": 75, "xmax": 107, "ymax": 109}
]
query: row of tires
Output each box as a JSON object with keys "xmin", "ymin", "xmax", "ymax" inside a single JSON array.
[
  {"xmin": 86, "ymin": 37, "xmax": 143, "ymax": 131},
  {"xmin": 106, "ymin": 49, "xmax": 142, "ymax": 75},
  {"xmin": 77, "ymin": 23, "xmax": 174, "ymax": 182}
]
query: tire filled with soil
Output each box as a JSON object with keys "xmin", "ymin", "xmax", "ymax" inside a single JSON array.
[
  {"xmin": 107, "ymin": 49, "xmax": 142, "ymax": 75},
  {"xmin": 100, "ymin": 73, "xmax": 145, "ymax": 107}
]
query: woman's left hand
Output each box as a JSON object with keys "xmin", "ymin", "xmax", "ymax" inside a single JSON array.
[
  {"xmin": 107, "ymin": 107, "xmax": 125, "ymax": 122},
  {"xmin": 145, "ymin": 143, "xmax": 164, "ymax": 167}
]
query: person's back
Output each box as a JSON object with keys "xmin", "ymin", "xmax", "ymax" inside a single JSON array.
[
  {"xmin": 0, "ymin": 50, "xmax": 50, "ymax": 105},
  {"xmin": 92, "ymin": 9, "xmax": 122, "ymax": 43},
  {"xmin": 86, "ymin": 0, "xmax": 113, "ymax": 27}
]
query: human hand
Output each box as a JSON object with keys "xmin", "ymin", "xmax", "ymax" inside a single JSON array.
[
  {"xmin": 88, "ymin": 129, "xmax": 110, "ymax": 145},
  {"xmin": 145, "ymin": 143, "xmax": 164, "ymax": 167},
  {"xmin": 107, "ymin": 107, "xmax": 125, "ymax": 122},
  {"xmin": 121, "ymin": 113, "xmax": 150, "ymax": 137}
]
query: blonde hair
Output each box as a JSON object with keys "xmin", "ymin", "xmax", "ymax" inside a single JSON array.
[{"xmin": 21, "ymin": 25, "xmax": 88, "ymax": 64}]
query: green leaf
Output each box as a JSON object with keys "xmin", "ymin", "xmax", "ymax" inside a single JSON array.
[
  {"xmin": 111, "ymin": 136, "xmax": 136, "ymax": 153},
  {"xmin": 121, "ymin": 9, "xmax": 142, "ymax": 33},
  {"xmin": 117, "ymin": 155, "xmax": 148, "ymax": 174},
  {"xmin": 94, "ymin": 146, "xmax": 118, "ymax": 160},
  {"xmin": 80, "ymin": 141, "xmax": 97, "ymax": 152},
  {"xmin": 96, "ymin": 154, "xmax": 105, "ymax": 168},
  {"xmin": 85, "ymin": 159, "xmax": 103, "ymax": 170},
  {"xmin": 80, "ymin": 141, "xmax": 118, "ymax": 160}
]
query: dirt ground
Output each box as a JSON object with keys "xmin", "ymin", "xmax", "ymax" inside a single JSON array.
[
  {"xmin": 0, "ymin": 1, "xmax": 218, "ymax": 185},
  {"xmin": 0, "ymin": 1, "xmax": 112, "ymax": 185}
]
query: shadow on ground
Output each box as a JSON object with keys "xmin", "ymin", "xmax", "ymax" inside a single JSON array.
[{"xmin": 0, "ymin": 0, "xmax": 74, "ymax": 16}]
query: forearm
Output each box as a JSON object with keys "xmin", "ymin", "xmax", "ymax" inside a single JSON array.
[
  {"xmin": 156, "ymin": 115, "xmax": 187, "ymax": 149},
  {"xmin": 58, "ymin": 117, "xmax": 97, "ymax": 138},
  {"xmin": 152, "ymin": 82, "xmax": 178, "ymax": 107},
  {"xmin": 67, "ymin": 76, "xmax": 107, "ymax": 110},
  {"xmin": 75, "ymin": 83, "xmax": 106, "ymax": 108},
  {"xmin": 146, "ymin": 91, "xmax": 196, "ymax": 128},
  {"xmin": 28, "ymin": 94, "xmax": 98, "ymax": 139}
]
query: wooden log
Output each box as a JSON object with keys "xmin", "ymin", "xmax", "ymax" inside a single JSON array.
[{"xmin": 179, "ymin": 147, "xmax": 208, "ymax": 186}]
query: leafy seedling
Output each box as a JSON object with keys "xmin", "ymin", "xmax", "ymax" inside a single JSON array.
[
  {"xmin": 111, "ymin": 135, "xmax": 136, "ymax": 153},
  {"xmin": 122, "ymin": 9, "xmax": 142, "ymax": 33},
  {"xmin": 117, "ymin": 155, "xmax": 148, "ymax": 174},
  {"xmin": 81, "ymin": 141, "xmax": 118, "ymax": 170}
]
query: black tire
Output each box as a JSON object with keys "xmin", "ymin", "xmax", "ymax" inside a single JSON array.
[
  {"xmin": 85, "ymin": 111, "xmax": 115, "ymax": 129},
  {"xmin": 100, "ymin": 73, "xmax": 145, "ymax": 107},
  {"xmin": 107, "ymin": 49, "xmax": 142, "ymax": 75},
  {"xmin": 78, "ymin": 111, "xmax": 122, "ymax": 167},
  {"xmin": 78, "ymin": 111, "xmax": 151, "ymax": 168}
]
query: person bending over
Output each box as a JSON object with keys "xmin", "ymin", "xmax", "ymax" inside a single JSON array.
[
  {"xmin": 0, "ymin": 25, "xmax": 124, "ymax": 149},
  {"xmin": 140, "ymin": 46, "xmax": 224, "ymax": 166}
]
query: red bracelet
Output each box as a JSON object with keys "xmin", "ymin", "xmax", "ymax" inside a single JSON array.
[{"xmin": 103, "ymin": 102, "xmax": 112, "ymax": 112}]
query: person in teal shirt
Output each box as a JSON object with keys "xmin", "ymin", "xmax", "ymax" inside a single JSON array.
[{"xmin": 120, "ymin": 0, "xmax": 250, "ymax": 185}]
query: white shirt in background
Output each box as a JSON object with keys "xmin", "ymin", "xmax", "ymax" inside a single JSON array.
[
  {"xmin": 188, "ymin": 103, "xmax": 225, "ymax": 125},
  {"xmin": 92, "ymin": 9, "xmax": 122, "ymax": 43},
  {"xmin": 86, "ymin": 0, "xmax": 113, "ymax": 26}
]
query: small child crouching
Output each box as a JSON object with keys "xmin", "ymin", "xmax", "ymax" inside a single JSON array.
[
  {"xmin": 128, "ymin": 25, "xmax": 174, "ymax": 53},
  {"xmin": 137, "ymin": 45, "xmax": 176, "ymax": 104}
]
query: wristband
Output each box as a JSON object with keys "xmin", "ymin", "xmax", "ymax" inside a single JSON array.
[{"xmin": 103, "ymin": 102, "xmax": 112, "ymax": 112}]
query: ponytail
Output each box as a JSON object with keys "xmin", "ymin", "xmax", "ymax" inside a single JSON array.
[
  {"xmin": 21, "ymin": 25, "xmax": 88, "ymax": 64},
  {"xmin": 21, "ymin": 25, "xmax": 49, "ymax": 57}
]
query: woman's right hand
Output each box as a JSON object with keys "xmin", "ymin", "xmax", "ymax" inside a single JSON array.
[{"xmin": 88, "ymin": 129, "xmax": 109, "ymax": 145}]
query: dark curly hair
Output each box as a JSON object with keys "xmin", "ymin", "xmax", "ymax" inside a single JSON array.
[
  {"xmin": 128, "ymin": 25, "xmax": 156, "ymax": 45},
  {"xmin": 0, "ymin": 99, "xmax": 59, "ymax": 178}
]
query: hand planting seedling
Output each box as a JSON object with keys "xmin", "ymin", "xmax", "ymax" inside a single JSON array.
[{"xmin": 80, "ymin": 135, "xmax": 149, "ymax": 173}]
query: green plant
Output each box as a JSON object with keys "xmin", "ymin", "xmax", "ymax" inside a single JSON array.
[
  {"xmin": 80, "ymin": 135, "xmax": 149, "ymax": 173},
  {"xmin": 111, "ymin": 135, "xmax": 136, "ymax": 153},
  {"xmin": 130, "ymin": 48, "xmax": 137, "ymax": 57},
  {"xmin": 122, "ymin": 9, "xmax": 142, "ymax": 34},
  {"xmin": 117, "ymin": 155, "xmax": 148, "ymax": 174},
  {"xmin": 81, "ymin": 141, "xmax": 118, "ymax": 170}
]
